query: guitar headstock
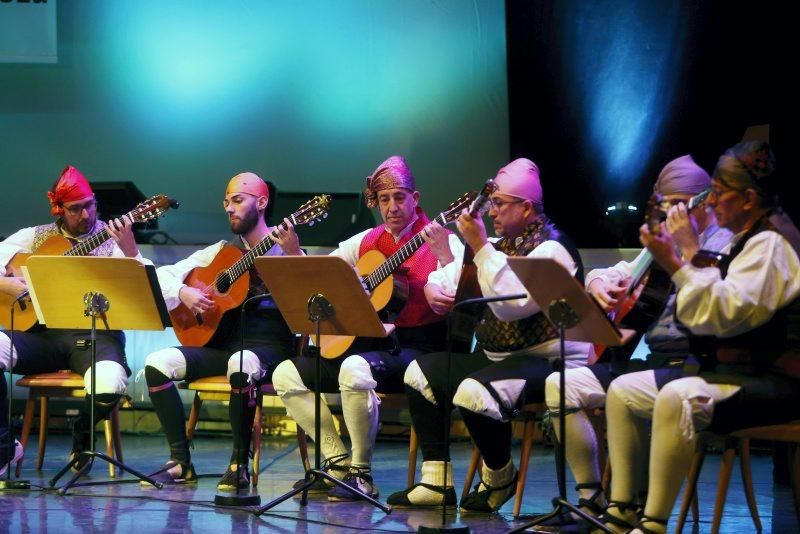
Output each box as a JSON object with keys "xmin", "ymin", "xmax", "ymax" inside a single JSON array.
[
  {"xmin": 293, "ymin": 194, "xmax": 332, "ymax": 226},
  {"xmin": 441, "ymin": 191, "xmax": 478, "ymax": 225},
  {"xmin": 129, "ymin": 195, "xmax": 178, "ymax": 223},
  {"xmin": 645, "ymin": 188, "xmax": 709, "ymax": 234},
  {"xmin": 468, "ymin": 179, "xmax": 498, "ymax": 218}
]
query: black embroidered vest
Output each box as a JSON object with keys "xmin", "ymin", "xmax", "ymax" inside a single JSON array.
[{"xmin": 474, "ymin": 217, "xmax": 584, "ymax": 353}]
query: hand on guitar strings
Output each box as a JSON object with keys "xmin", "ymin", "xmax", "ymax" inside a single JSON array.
[
  {"xmin": 639, "ymin": 222, "xmax": 684, "ymax": 276},
  {"xmin": 270, "ymin": 217, "xmax": 302, "ymax": 256},
  {"xmin": 665, "ymin": 202, "xmax": 701, "ymax": 261},
  {"xmin": 105, "ymin": 214, "xmax": 140, "ymax": 258},
  {"xmin": 587, "ymin": 277, "xmax": 629, "ymax": 313},
  {"xmin": 456, "ymin": 209, "xmax": 489, "ymax": 255},
  {"xmin": 178, "ymin": 285, "xmax": 215, "ymax": 316},
  {"xmin": 0, "ymin": 276, "xmax": 28, "ymax": 299},
  {"xmin": 421, "ymin": 221, "xmax": 455, "ymax": 266},
  {"xmin": 425, "ymin": 282, "xmax": 456, "ymax": 315}
]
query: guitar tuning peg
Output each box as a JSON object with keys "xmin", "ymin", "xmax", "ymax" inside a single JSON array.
[
  {"xmin": 309, "ymin": 221, "xmax": 315, "ymax": 226},
  {"xmin": 323, "ymin": 213, "xmax": 328, "ymax": 219}
]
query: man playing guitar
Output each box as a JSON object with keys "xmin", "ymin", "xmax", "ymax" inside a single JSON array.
[
  {"xmin": 1, "ymin": 166, "xmax": 149, "ymax": 477},
  {"xmin": 142, "ymin": 172, "xmax": 301, "ymax": 490},
  {"xmin": 389, "ymin": 158, "xmax": 587, "ymax": 511},
  {"xmin": 272, "ymin": 156, "xmax": 463, "ymax": 501},
  {"xmin": 540, "ymin": 155, "xmax": 733, "ymax": 529}
]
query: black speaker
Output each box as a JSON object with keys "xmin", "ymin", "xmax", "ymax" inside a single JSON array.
[
  {"xmin": 90, "ymin": 181, "xmax": 158, "ymax": 241},
  {"xmin": 270, "ymin": 191, "xmax": 376, "ymax": 247}
]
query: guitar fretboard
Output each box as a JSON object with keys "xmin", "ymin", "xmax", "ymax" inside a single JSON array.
[
  {"xmin": 363, "ymin": 212, "xmax": 447, "ymax": 291},
  {"xmin": 218, "ymin": 214, "xmax": 298, "ymax": 287},
  {"xmin": 64, "ymin": 229, "xmax": 112, "ymax": 257}
]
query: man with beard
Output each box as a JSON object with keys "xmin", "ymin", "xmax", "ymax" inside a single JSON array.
[
  {"xmin": 142, "ymin": 172, "xmax": 301, "ymax": 490},
  {"xmin": 1, "ymin": 165, "xmax": 146, "ymax": 476}
]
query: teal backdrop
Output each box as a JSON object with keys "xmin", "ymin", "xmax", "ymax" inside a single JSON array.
[{"xmin": 0, "ymin": 0, "xmax": 509, "ymax": 245}]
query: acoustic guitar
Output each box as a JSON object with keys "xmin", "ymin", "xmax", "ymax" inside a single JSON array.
[
  {"xmin": 449, "ymin": 178, "xmax": 499, "ymax": 353},
  {"xmin": 169, "ymin": 195, "xmax": 331, "ymax": 347},
  {"xmin": 0, "ymin": 195, "xmax": 177, "ymax": 331},
  {"xmin": 591, "ymin": 189, "xmax": 709, "ymax": 363},
  {"xmin": 319, "ymin": 191, "xmax": 477, "ymax": 358}
]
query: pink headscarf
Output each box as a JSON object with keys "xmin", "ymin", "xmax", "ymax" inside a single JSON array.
[
  {"xmin": 47, "ymin": 165, "xmax": 94, "ymax": 217},
  {"xmin": 653, "ymin": 155, "xmax": 710, "ymax": 196},
  {"xmin": 226, "ymin": 172, "xmax": 270, "ymax": 199},
  {"xmin": 364, "ymin": 156, "xmax": 416, "ymax": 208},
  {"xmin": 493, "ymin": 158, "xmax": 543, "ymax": 205}
]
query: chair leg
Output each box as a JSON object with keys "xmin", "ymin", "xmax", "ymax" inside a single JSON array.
[
  {"xmin": 252, "ymin": 403, "xmax": 262, "ymax": 488},
  {"xmin": 185, "ymin": 393, "xmax": 202, "ymax": 441},
  {"xmin": 739, "ymin": 438, "xmax": 762, "ymax": 532},
  {"xmin": 462, "ymin": 442, "xmax": 481, "ymax": 499},
  {"xmin": 676, "ymin": 446, "xmax": 707, "ymax": 534},
  {"xmin": 407, "ymin": 426, "xmax": 418, "ymax": 488},
  {"xmin": 15, "ymin": 397, "xmax": 36, "ymax": 477},
  {"xmin": 111, "ymin": 403, "xmax": 123, "ymax": 464},
  {"xmin": 103, "ymin": 418, "xmax": 115, "ymax": 478},
  {"xmin": 297, "ymin": 427, "xmax": 310, "ymax": 472},
  {"xmin": 36, "ymin": 397, "xmax": 48, "ymax": 471},
  {"xmin": 711, "ymin": 438, "xmax": 737, "ymax": 534},
  {"xmin": 514, "ymin": 416, "xmax": 537, "ymax": 518}
]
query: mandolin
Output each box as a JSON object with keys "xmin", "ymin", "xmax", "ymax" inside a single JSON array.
[
  {"xmin": 449, "ymin": 178, "xmax": 499, "ymax": 353},
  {"xmin": 0, "ymin": 195, "xmax": 177, "ymax": 331},
  {"xmin": 592, "ymin": 189, "xmax": 709, "ymax": 363},
  {"xmin": 169, "ymin": 195, "xmax": 331, "ymax": 347},
  {"xmin": 318, "ymin": 191, "xmax": 477, "ymax": 358}
]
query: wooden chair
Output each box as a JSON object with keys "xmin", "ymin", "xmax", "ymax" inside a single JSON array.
[
  {"xmin": 676, "ymin": 421, "xmax": 800, "ymax": 534},
  {"xmin": 15, "ymin": 370, "xmax": 124, "ymax": 478}
]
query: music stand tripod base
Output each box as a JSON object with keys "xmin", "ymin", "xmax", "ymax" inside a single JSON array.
[{"xmin": 252, "ymin": 256, "xmax": 395, "ymax": 516}]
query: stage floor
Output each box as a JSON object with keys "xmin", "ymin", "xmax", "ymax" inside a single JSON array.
[{"xmin": 1, "ymin": 434, "xmax": 796, "ymax": 533}]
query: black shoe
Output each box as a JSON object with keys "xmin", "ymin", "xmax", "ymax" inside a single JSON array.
[
  {"xmin": 292, "ymin": 476, "xmax": 331, "ymax": 494},
  {"xmin": 217, "ymin": 465, "xmax": 251, "ymax": 492},
  {"xmin": 327, "ymin": 466, "xmax": 379, "ymax": 502},
  {"xmin": 386, "ymin": 483, "xmax": 457, "ymax": 508},
  {"xmin": 141, "ymin": 461, "xmax": 198, "ymax": 487},
  {"xmin": 458, "ymin": 469, "xmax": 518, "ymax": 513}
]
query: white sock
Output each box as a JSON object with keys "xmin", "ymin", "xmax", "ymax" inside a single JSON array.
[
  {"xmin": 403, "ymin": 461, "xmax": 454, "ymax": 505},
  {"xmin": 552, "ymin": 410, "xmax": 607, "ymax": 513},
  {"xmin": 340, "ymin": 389, "xmax": 378, "ymax": 468},
  {"xmin": 481, "ymin": 458, "xmax": 517, "ymax": 510},
  {"xmin": 281, "ymin": 390, "xmax": 349, "ymax": 478}
]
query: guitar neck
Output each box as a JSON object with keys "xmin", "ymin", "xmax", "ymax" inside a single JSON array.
[
  {"xmin": 64, "ymin": 228, "xmax": 111, "ymax": 257},
  {"xmin": 628, "ymin": 250, "xmax": 654, "ymax": 291},
  {"xmin": 223, "ymin": 215, "xmax": 298, "ymax": 284},
  {"xmin": 364, "ymin": 213, "xmax": 446, "ymax": 290}
]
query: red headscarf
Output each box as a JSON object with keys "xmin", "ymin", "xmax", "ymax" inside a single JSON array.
[{"xmin": 47, "ymin": 165, "xmax": 94, "ymax": 216}]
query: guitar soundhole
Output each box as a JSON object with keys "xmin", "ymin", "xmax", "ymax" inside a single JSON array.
[{"xmin": 216, "ymin": 273, "xmax": 232, "ymax": 293}]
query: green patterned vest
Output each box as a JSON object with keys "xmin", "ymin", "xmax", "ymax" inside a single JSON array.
[{"xmin": 474, "ymin": 217, "xmax": 582, "ymax": 353}]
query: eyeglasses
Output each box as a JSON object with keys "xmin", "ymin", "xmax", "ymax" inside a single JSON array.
[
  {"xmin": 488, "ymin": 197, "xmax": 525, "ymax": 209},
  {"xmin": 707, "ymin": 186, "xmax": 742, "ymax": 200},
  {"xmin": 63, "ymin": 199, "xmax": 97, "ymax": 216}
]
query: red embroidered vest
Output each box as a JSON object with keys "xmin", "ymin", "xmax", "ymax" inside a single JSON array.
[{"xmin": 358, "ymin": 209, "xmax": 442, "ymax": 328}]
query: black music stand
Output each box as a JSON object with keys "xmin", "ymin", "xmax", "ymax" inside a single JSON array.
[
  {"xmin": 505, "ymin": 257, "xmax": 634, "ymax": 534},
  {"xmin": 251, "ymin": 256, "xmax": 394, "ymax": 515},
  {"xmin": 23, "ymin": 256, "xmax": 171, "ymax": 494}
]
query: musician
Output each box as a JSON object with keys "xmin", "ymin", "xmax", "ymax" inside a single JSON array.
[
  {"xmin": 600, "ymin": 141, "xmax": 800, "ymax": 533},
  {"xmin": 540, "ymin": 155, "xmax": 733, "ymax": 526},
  {"xmin": 0, "ymin": 166, "xmax": 145, "ymax": 476},
  {"xmin": 142, "ymin": 172, "xmax": 300, "ymax": 490},
  {"xmin": 387, "ymin": 158, "xmax": 589, "ymax": 511},
  {"xmin": 271, "ymin": 156, "xmax": 463, "ymax": 501}
]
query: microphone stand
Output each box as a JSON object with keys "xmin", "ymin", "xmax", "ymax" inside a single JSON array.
[
  {"xmin": 0, "ymin": 292, "xmax": 31, "ymax": 490},
  {"xmin": 215, "ymin": 293, "xmax": 271, "ymax": 506},
  {"xmin": 418, "ymin": 293, "xmax": 526, "ymax": 534}
]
